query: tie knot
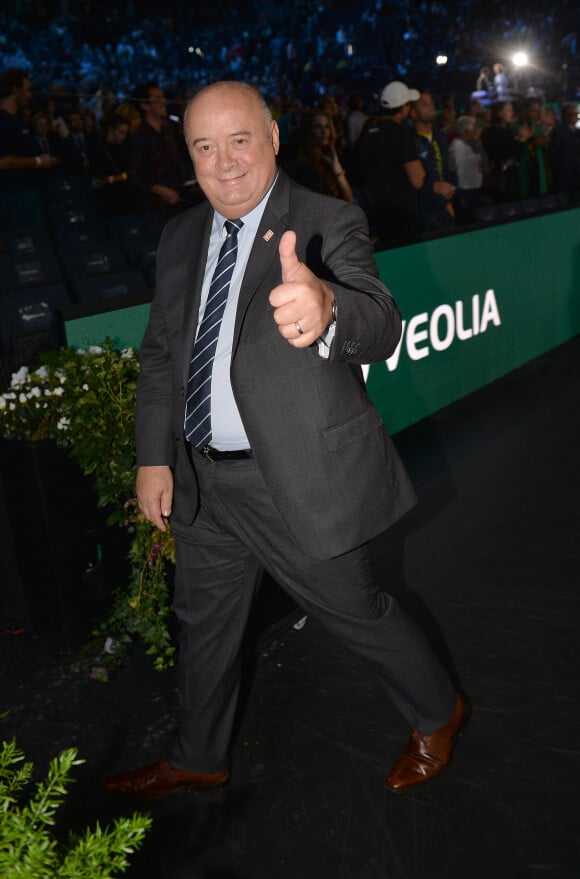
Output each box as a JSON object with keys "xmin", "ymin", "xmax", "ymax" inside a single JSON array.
[{"xmin": 224, "ymin": 219, "xmax": 243, "ymax": 238}]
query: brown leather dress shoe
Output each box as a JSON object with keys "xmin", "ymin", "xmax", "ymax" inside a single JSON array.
[
  {"xmin": 387, "ymin": 692, "xmax": 468, "ymax": 792},
  {"xmin": 104, "ymin": 757, "xmax": 229, "ymax": 800}
]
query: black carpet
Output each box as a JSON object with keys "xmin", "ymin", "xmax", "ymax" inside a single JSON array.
[{"xmin": 1, "ymin": 337, "xmax": 579, "ymax": 879}]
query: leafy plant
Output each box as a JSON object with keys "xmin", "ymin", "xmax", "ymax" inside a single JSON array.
[
  {"xmin": 0, "ymin": 342, "xmax": 175, "ymax": 669},
  {"xmin": 0, "ymin": 738, "xmax": 151, "ymax": 878}
]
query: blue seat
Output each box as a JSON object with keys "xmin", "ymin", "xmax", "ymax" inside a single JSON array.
[
  {"xmin": 0, "ymin": 249, "xmax": 64, "ymax": 294},
  {"xmin": 58, "ymin": 240, "xmax": 128, "ymax": 290},
  {"xmin": 472, "ymin": 203, "xmax": 500, "ymax": 224},
  {"xmin": 107, "ymin": 212, "xmax": 164, "ymax": 268},
  {"xmin": 73, "ymin": 269, "xmax": 149, "ymax": 303},
  {"xmin": 0, "ymin": 284, "xmax": 70, "ymax": 349},
  {"xmin": 3, "ymin": 226, "xmax": 52, "ymax": 256},
  {"xmin": 497, "ymin": 201, "xmax": 524, "ymax": 219}
]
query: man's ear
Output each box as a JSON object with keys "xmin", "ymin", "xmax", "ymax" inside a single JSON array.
[{"xmin": 271, "ymin": 120, "xmax": 280, "ymax": 156}]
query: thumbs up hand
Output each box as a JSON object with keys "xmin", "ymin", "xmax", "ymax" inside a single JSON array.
[{"xmin": 269, "ymin": 230, "xmax": 335, "ymax": 348}]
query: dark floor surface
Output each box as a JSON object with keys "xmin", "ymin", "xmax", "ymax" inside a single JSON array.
[{"xmin": 1, "ymin": 337, "xmax": 579, "ymax": 879}]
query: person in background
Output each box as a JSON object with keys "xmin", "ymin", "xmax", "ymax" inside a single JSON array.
[
  {"xmin": 475, "ymin": 66, "xmax": 492, "ymax": 93},
  {"xmin": 493, "ymin": 63, "xmax": 509, "ymax": 98},
  {"xmin": 0, "ymin": 67, "xmax": 59, "ymax": 197},
  {"xmin": 30, "ymin": 110, "xmax": 62, "ymax": 162},
  {"xmin": 481, "ymin": 101, "xmax": 521, "ymax": 201},
  {"xmin": 60, "ymin": 109, "xmax": 98, "ymax": 172},
  {"xmin": 127, "ymin": 80, "xmax": 186, "ymax": 214},
  {"xmin": 286, "ymin": 110, "xmax": 354, "ymax": 202},
  {"xmin": 411, "ymin": 91, "xmax": 456, "ymax": 230},
  {"xmin": 355, "ymin": 80, "xmax": 425, "ymax": 244},
  {"xmin": 548, "ymin": 102, "xmax": 580, "ymax": 194},
  {"xmin": 449, "ymin": 115, "xmax": 483, "ymax": 223},
  {"xmin": 517, "ymin": 97, "xmax": 548, "ymax": 198},
  {"xmin": 344, "ymin": 94, "xmax": 368, "ymax": 150},
  {"xmin": 90, "ymin": 112, "xmax": 134, "ymax": 216}
]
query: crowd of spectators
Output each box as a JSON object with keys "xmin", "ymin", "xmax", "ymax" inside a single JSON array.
[{"xmin": 1, "ymin": 0, "xmax": 580, "ymax": 247}]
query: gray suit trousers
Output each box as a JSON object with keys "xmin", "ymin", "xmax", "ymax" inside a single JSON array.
[{"xmin": 167, "ymin": 452, "xmax": 455, "ymax": 773}]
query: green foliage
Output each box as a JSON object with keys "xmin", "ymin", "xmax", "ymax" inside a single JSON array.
[
  {"xmin": 0, "ymin": 342, "xmax": 175, "ymax": 669},
  {"xmin": 0, "ymin": 739, "xmax": 151, "ymax": 878}
]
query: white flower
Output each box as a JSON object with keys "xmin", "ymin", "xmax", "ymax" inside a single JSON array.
[
  {"xmin": 19, "ymin": 393, "xmax": 27, "ymax": 404},
  {"xmin": 5, "ymin": 393, "xmax": 16, "ymax": 400},
  {"xmin": 82, "ymin": 383, "xmax": 89, "ymax": 391},
  {"xmin": 121, "ymin": 348, "xmax": 134, "ymax": 359},
  {"xmin": 52, "ymin": 386, "xmax": 65, "ymax": 397},
  {"xmin": 9, "ymin": 403, "xmax": 16, "ymax": 411},
  {"xmin": 0, "ymin": 397, "xmax": 6, "ymax": 410},
  {"xmin": 34, "ymin": 365, "xmax": 49, "ymax": 379},
  {"xmin": 44, "ymin": 389, "xmax": 52, "ymax": 396},
  {"xmin": 57, "ymin": 416, "xmax": 70, "ymax": 430},
  {"xmin": 28, "ymin": 387, "xmax": 42, "ymax": 398},
  {"xmin": 11, "ymin": 366, "xmax": 29, "ymax": 387},
  {"xmin": 89, "ymin": 345, "xmax": 103, "ymax": 355},
  {"xmin": 54, "ymin": 370, "xmax": 66, "ymax": 382}
]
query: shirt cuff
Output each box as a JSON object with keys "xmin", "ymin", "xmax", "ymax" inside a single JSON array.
[{"xmin": 317, "ymin": 323, "xmax": 336, "ymax": 359}]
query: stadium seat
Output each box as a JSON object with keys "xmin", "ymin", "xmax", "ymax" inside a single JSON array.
[
  {"xmin": 0, "ymin": 249, "xmax": 64, "ymax": 294},
  {"xmin": 73, "ymin": 269, "xmax": 149, "ymax": 303},
  {"xmin": 472, "ymin": 203, "xmax": 501, "ymax": 224},
  {"xmin": 0, "ymin": 283, "xmax": 70, "ymax": 372}
]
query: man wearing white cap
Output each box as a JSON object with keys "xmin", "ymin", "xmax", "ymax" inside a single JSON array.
[{"xmin": 356, "ymin": 81, "xmax": 425, "ymax": 244}]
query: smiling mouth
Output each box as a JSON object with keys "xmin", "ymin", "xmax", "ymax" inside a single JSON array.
[{"xmin": 219, "ymin": 171, "xmax": 246, "ymax": 184}]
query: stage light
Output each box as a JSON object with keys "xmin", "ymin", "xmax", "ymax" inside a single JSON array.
[
  {"xmin": 188, "ymin": 46, "xmax": 194, "ymax": 54},
  {"xmin": 513, "ymin": 51, "xmax": 528, "ymax": 67},
  {"xmin": 436, "ymin": 55, "xmax": 448, "ymax": 66}
]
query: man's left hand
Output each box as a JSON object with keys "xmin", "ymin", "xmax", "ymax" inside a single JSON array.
[{"xmin": 269, "ymin": 230, "xmax": 335, "ymax": 348}]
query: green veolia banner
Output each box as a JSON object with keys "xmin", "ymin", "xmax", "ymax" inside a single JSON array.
[{"xmin": 65, "ymin": 209, "xmax": 580, "ymax": 435}]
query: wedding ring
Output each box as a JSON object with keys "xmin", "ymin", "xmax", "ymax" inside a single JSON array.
[{"xmin": 295, "ymin": 321, "xmax": 304, "ymax": 335}]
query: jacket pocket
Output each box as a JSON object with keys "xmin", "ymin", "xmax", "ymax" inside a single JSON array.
[{"xmin": 322, "ymin": 406, "xmax": 383, "ymax": 451}]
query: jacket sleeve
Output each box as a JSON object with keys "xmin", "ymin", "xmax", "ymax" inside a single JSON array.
[{"xmin": 316, "ymin": 199, "xmax": 403, "ymax": 364}]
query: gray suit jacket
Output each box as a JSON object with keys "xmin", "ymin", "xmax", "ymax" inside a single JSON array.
[{"xmin": 136, "ymin": 170, "xmax": 417, "ymax": 559}]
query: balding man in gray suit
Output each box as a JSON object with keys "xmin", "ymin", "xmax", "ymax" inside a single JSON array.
[{"xmin": 104, "ymin": 81, "xmax": 466, "ymax": 801}]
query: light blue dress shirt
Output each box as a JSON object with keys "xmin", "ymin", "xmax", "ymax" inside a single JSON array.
[{"xmin": 196, "ymin": 177, "xmax": 335, "ymax": 450}]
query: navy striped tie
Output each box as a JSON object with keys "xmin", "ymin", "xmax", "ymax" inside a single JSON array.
[{"xmin": 184, "ymin": 218, "xmax": 243, "ymax": 449}]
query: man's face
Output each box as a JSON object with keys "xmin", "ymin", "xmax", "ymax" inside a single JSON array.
[
  {"xmin": 310, "ymin": 114, "xmax": 331, "ymax": 147},
  {"xmin": 565, "ymin": 104, "xmax": 579, "ymax": 126},
  {"xmin": 499, "ymin": 102, "xmax": 514, "ymax": 125},
  {"xmin": 185, "ymin": 87, "xmax": 279, "ymax": 219},
  {"xmin": 69, "ymin": 113, "xmax": 83, "ymax": 132},
  {"xmin": 144, "ymin": 87, "xmax": 167, "ymax": 121},
  {"xmin": 15, "ymin": 77, "xmax": 32, "ymax": 109},
  {"xmin": 109, "ymin": 122, "xmax": 129, "ymax": 144},
  {"xmin": 413, "ymin": 93, "xmax": 436, "ymax": 124},
  {"xmin": 33, "ymin": 115, "xmax": 49, "ymax": 136},
  {"xmin": 526, "ymin": 101, "xmax": 541, "ymax": 124}
]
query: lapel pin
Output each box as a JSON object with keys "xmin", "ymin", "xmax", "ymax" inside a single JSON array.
[{"xmin": 263, "ymin": 229, "xmax": 274, "ymax": 242}]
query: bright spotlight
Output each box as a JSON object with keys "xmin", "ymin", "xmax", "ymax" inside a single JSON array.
[
  {"xmin": 436, "ymin": 54, "xmax": 448, "ymax": 66},
  {"xmin": 513, "ymin": 51, "xmax": 528, "ymax": 67},
  {"xmin": 188, "ymin": 46, "xmax": 194, "ymax": 54}
]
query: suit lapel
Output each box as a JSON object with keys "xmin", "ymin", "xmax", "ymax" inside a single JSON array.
[{"xmin": 232, "ymin": 173, "xmax": 291, "ymax": 355}]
